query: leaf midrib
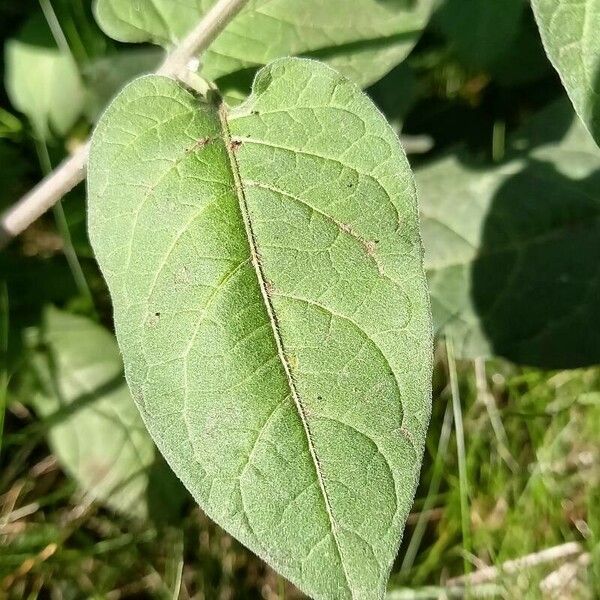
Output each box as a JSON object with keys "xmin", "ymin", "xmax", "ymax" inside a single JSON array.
[{"xmin": 217, "ymin": 101, "xmax": 353, "ymax": 595}]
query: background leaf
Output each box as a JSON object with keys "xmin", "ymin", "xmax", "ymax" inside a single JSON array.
[
  {"xmin": 368, "ymin": 63, "xmax": 418, "ymax": 132},
  {"xmin": 532, "ymin": 0, "xmax": 600, "ymax": 146},
  {"xmin": 419, "ymin": 99, "xmax": 600, "ymax": 368},
  {"xmin": 88, "ymin": 59, "xmax": 432, "ymax": 599},
  {"xmin": 94, "ymin": 0, "xmax": 434, "ymax": 90},
  {"xmin": 28, "ymin": 307, "xmax": 187, "ymax": 521},
  {"xmin": 435, "ymin": 0, "xmax": 525, "ymax": 70},
  {"xmin": 84, "ymin": 47, "xmax": 164, "ymax": 121},
  {"xmin": 4, "ymin": 15, "xmax": 84, "ymax": 140}
]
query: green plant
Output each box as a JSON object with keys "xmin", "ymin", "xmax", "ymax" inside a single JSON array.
[
  {"xmin": 87, "ymin": 59, "xmax": 432, "ymax": 599},
  {"xmin": 1, "ymin": 0, "xmax": 599, "ymax": 598}
]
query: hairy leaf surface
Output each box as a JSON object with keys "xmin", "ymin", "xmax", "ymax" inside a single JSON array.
[
  {"xmin": 30, "ymin": 308, "xmax": 186, "ymax": 520},
  {"xmin": 532, "ymin": 0, "xmax": 600, "ymax": 146},
  {"xmin": 94, "ymin": 0, "xmax": 433, "ymax": 89},
  {"xmin": 419, "ymin": 99, "xmax": 600, "ymax": 368},
  {"xmin": 88, "ymin": 58, "xmax": 432, "ymax": 598}
]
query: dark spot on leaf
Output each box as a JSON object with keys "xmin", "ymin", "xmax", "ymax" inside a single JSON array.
[
  {"xmin": 186, "ymin": 137, "xmax": 210, "ymax": 152},
  {"xmin": 317, "ymin": 396, "xmax": 322, "ymax": 400},
  {"xmin": 147, "ymin": 312, "xmax": 160, "ymax": 328},
  {"xmin": 230, "ymin": 139, "xmax": 242, "ymax": 152}
]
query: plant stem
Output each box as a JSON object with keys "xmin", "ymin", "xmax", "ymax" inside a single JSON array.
[
  {"xmin": 34, "ymin": 137, "xmax": 93, "ymax": 305},
  {"xmin": 157, "ymin": 0, "xmax": 250, "ymax": 77},
  {"xmin": 277, "ymin": 576, "xmax": 286, "ymax": 599},
  {"xmin": 0, "ymin": 0, "xmax": 251, "ymax": 249},
  {"xmin": 0, "ymin": 143, "xmax": 89, "ymax": 248},
  {"xmin": 446, "ymin": 542, "xmax": 583, "ymax": 587},
  {"xmin": 400, "ymin": 398, "xmax": 454, "ymax": 573},
  {"xmin": 446, "ymin": 337, "xmax": 472, "ymax": 576},
  {"xmin": 474, "ymin": 357, "xmax": 518, "ymax": 472},
  {"xmin": 39, "ymin": 0, "xmax": 72, "ymax": 58}
]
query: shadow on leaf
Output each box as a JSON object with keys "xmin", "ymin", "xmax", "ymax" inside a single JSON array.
[
  {"xmin": 472, "ymin": 159, "xmax": 600, "ymax": 368},
  {"xmin": 419, "ymin": 99, "xmax": 600, "ymax": 369}
]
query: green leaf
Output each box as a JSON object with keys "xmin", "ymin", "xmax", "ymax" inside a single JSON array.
[
  {"xmin": 84, "ymin": 47, "xmax": 164, "ymax": 121},
  {"xmin": 532, "ymin": 0, "xmax": 600, "ymax": 146},
  {"xmin": 367, "ymin": 63, "xmax": 418, "ymax": 131},
  {"xmin": 436, "ymin": 0, "xmax": 525, "ymax": 69},
  {"xmin": 419, "ymin": 99, "xmax": 600, "ymax": 368},
  {"xmin": 88, "ymin": 58, "xmax": 432, "ymax": 598},
  {"xmin": 4, "ymin": 16, "xmax": 85, "ymax": 140},
  {"xmin": 94, "ymin": 0, "xmax": 433, "ymax": 89},
  {"xmin": 29, "ymin": 307, "xmax": 187, "ymax": 520},
  {"xmin": 486, "ymin": 12, "xmax": 551, "ymax": 87}
]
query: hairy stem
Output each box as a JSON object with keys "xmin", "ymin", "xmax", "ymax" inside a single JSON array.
[
  {"xmin": 157, "ymin": 0, "xmax": 249, "ymax": 77},
  {"xmin": 34, "ymin": 136, "xmax": 93, "ymax": 305},
  {"xmin": 0, "ymin": 0, "xmax": 250, "ymax": 249}
]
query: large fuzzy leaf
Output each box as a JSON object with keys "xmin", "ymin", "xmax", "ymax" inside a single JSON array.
[
  {"xmin": 94, "ymin": 0, "xmax": 433, "ymax": 89},
  {"xmin": 30, "ymin": 308, "xmax": 186, "ymax": 520},
  {"xmin": 88, "ymin": 58, "xmax": 432, "ymax": 598},
  {"xmin": 532, "ymin": 0, "xmax": 600, "ymax": 146},
  {"xmin": 4, "ymin": 16, "xmax": 84, "ymax": 140},
  {"xmin": 419, "ymin": 99, "xmax": 600, "ymax": 368}
]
